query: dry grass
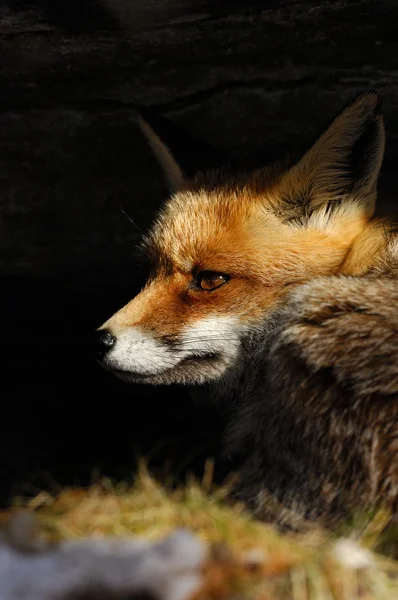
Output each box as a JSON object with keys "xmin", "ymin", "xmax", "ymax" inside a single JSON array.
[{"xmin": 5, "ymin": 461, "xmax": 398, "ymax": 600}]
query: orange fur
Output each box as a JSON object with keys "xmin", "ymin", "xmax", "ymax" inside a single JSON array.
[
  {"xmin": 102, "ymin": 91, "xmax": 390, "ymax": 342},
  {"xmin": 106, "ymin": 181, "xmax": 387, "ymax": 338}
]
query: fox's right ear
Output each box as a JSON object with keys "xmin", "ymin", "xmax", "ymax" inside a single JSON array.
[
  {"xmin": 275, "ymin": 91, "xmax": 385, "ymax": 222},
  {"xmin": 137, "ymin": 116, "xmax": 185, "ymax": 192}
]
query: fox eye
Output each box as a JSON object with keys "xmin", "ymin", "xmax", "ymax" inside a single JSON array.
[{"xmin": 196, "ymin": 271, "xmax": 229, "ymax": 291}]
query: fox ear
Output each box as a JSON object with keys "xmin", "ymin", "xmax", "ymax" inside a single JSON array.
[
  {"xmin": 137, "ymin": 115, "xmax": 185, "ymax": 192},
  {"xmin": 277, "ymin": 91, "xmax": 385, "ymax": 222}
]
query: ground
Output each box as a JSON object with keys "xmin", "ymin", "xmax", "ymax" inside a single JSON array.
[{"xmin": 0, "ymin": 465, "xmax": 396, "ymax": 599}]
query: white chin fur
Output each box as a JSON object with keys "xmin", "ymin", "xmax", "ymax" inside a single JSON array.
[{"xmin": 102, "ymin": 316, "xmax": 243, "ymax": 385}]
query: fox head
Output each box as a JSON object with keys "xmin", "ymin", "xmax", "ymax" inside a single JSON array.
[{"xmin": 96, "ymin": 92, "xmax": 385, "ymax": 388}]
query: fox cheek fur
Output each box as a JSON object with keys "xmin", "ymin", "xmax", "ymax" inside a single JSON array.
[
  {"xmin": 97, "ymin": 266, "xmax": 282, "ymax": 386},
  {"xmin": 97, "ymin": 276, "xmax": 256, "ymax": 386}
]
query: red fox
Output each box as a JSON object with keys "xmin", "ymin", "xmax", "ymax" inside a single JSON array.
[{"xmin": 96, "ymin": 92, "xmax": 398, "ymax": 527}]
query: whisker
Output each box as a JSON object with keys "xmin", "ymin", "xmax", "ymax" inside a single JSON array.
[
  {"xmin": 119, "ymin": 207, "xmax": 144, "ymax": 236},
  {"xmin": 161, "ymin": 334, "xmax": 242, "ymax": 343}
]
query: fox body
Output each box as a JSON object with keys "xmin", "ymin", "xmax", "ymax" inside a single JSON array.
[{"xmin": 97, "ymin": 92, "xmax": 398, "ymax": 526}]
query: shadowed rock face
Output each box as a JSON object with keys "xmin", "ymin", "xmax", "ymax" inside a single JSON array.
[{"xmin": 1, "ymin": 0, "xmax": 397, "ymax": 502}]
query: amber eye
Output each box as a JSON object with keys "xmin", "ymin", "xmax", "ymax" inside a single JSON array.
[{"xmin": 196, "ymin": 271, "xmax": 229, "ymax": 291}]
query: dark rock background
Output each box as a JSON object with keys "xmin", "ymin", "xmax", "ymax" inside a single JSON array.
[{"xmin": 1, "ymin": 0, "xmax": 397, "ymax": 504}]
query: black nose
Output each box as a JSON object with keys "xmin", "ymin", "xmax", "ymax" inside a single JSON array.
[{"xmin": 94, "ymin": 329, "xmax": 116, "ymax": 359}]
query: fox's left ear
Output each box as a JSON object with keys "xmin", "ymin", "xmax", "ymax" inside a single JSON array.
[
  {"xmin": 137, "ymin": 115, "xmax": 185, "ymax": 192},
  {"xmin": 276, "ymin": 91, "xmax": 385, "ymax": 222}
]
